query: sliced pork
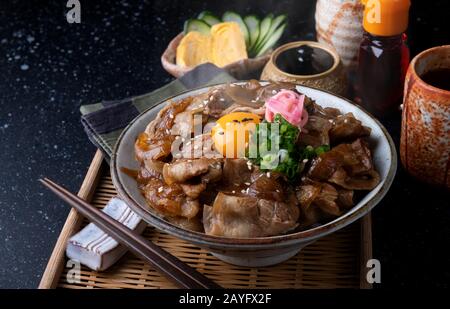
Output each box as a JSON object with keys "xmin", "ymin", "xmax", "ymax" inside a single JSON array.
[{"xmin": 203, "ymin": 192, "xmax": 299, "ymax": 238}]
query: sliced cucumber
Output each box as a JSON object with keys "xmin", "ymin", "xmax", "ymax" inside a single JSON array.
[
  {"xmin": 256, "ymin": 23, "xmax": 286, "ymax": 57},
  {"xmin": 244, "ymin": 15, "xmax": 260, "ymax": 54},
  {"xmin": 253, "ymin": 14, "xmax": 286, "ymax": 55},
  {"xmin": 252, "ymin": 14, "xmax": 273, "ymax": 54},
  {"xmin": 183, "ymin": 19, "xmax": 211, "ymax": 35},
  {"xmin": 222, "ymin": 11, "xmax": 250, "ymax": 46},
  {"xmin": 198, "ymin": 11, "xmax": 221, "ymax": 26}
]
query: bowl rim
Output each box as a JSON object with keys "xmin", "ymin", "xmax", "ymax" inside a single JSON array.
[{"xmin": 111, "ymin": 81, "xmax": 397, "ymax": 248}]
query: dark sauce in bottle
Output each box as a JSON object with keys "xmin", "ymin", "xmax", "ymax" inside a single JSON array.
[
  {"xmin": 275, "ymin": 45, "xmax": 334, "ymax": 75},
  {"xmin": 356, "ymin": 33, "xmax": 410, "ymax": 117},
  {"xmin": 420, "ymin": 68, "xmax": 450, "ymax": 91}
]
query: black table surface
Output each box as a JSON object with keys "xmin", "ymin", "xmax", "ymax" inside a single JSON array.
[{"xmin": 0, "ymin": 0, "xmax": 449, "ymax": 289}]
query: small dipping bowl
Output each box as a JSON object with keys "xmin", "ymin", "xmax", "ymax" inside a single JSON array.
[{"xmin": 261, "ymin": 41, "xmax": 347, "ymax": 96}]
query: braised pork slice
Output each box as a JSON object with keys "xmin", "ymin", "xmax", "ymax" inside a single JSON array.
[
  {"xmin": 221, "ymin": 159, "xmax": 253, "ymax": 188},
  {"xmin": 163, "ymin": 158, "xmax": 212, "ymax": 184},
  {"xmin": 296, "ymin": 180, "xmax": 354, "ymax": 226},
  {"xmin": 203, "ymin": 192, "xmax": 299, "ymax": 238},
  {"xmin": 141, "ymin": 178, "xmax": 200, "ymax": 219},
  {"xmin": 329, "ymin": 113, "xmax": 371, "ymax": 145},
  {"xmin": 177, "ymin": 134, "xmax": 221, "ymax": 160},
  {"xmin": 308, "ymin": 138, "xmax": 380, "ymax": 190},
  {"xmin": 135, "ymin": 98, "xmax": 193, "ymax": 162},
  {"xmin": 299, "ymin": 115, "xmax": 333, "ymax": 147}
]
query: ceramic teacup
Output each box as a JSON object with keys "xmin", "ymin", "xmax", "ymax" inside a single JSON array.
[{"xmin": 400, "ymin": 45, "xmax": 450, "ymax": 188}]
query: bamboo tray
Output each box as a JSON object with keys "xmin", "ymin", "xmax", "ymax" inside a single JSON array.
[{"xmin": 39, "ymin": 150, "xmax": 373, "ymax": 289}]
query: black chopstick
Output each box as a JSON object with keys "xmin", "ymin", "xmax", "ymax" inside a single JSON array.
[{"xmin": 39, "ymin": 177, "xmax": 221, "ymax": 289}]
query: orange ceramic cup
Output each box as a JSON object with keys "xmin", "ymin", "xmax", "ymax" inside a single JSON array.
[{"xmin": 400, "ymin": 45, "xmax": 450, "ymax": 188}]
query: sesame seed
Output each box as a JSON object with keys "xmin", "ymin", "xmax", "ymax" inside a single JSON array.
[
  {"xmin": 245, "ymin": 182, "xmax": 251, "ymax": 186},
  {"xmin": 276, "ymin": 189, "xmax": 280, "ymax": 193},
  {"xmin": 158, "ymin": 187, "xmax": 163, "ymax": 193},
  {"xmin": 219, "ymin": 98, "xmax": 225, "ymax": 102},
  {"xmin": 209, "ymin": 96, "xmax": 214, "ymax": 101},
  {"xmin": 328, "ymin": 119, "xmax": 333, "ymax": 123},
  {"xmin": 344, "ymin": 119, "xmax": 348, "ymax": 123},
  {"xmin": 272, "ymin": 90, "xmax": 277, "ymax": 94},
  {"xmin": 241, "ymin": 189, "xmax": 246, "ymax": 194},
  {"xmin": 169, "ymin": 114, "xmax": 174, "ymax": 119},
  {"xmin": 266, "ymin": 172, "xmax": 271, "ymax": 178},
  {"xmin": 303, "ymin": 159, "xmax": 308, "ymax": 163},
  {"xmin": 232, "ymin": 190, "xmax": 236, "ymax": 194}
]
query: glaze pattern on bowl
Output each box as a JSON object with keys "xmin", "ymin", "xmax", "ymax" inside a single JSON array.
[{"xmin": 111, "ymin": 82, "xmax": 396, "ymax": 267}]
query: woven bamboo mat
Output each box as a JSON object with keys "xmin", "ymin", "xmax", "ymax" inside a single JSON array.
[{"xmin": 39, "ymin": 150, "xmax": 372, "ymax": 289}]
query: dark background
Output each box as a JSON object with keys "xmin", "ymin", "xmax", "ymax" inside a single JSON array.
[{"xmin": 0, "ymin": 0, "xmax": 448, "ymax": 288}]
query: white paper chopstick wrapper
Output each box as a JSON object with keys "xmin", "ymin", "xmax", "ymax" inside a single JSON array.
[{"xmin": 66, "ymin": 196, "xmax": 147, "ymax": 271}]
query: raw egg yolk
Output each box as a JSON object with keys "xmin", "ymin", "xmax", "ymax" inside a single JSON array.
[{"xmin": 211, "ymin": 112, "xmax": 260, "ymax": 158}]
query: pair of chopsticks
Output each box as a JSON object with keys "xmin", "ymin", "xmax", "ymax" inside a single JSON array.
[{"xmin": 40, "ymin": 178, "xmax": 221, "ymax": 289}]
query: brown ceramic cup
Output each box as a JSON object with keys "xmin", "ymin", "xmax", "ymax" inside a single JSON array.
[
  {"xmin": 400, "ymin": 45, "xmax": 450, "ymax": 188},
  {"xmin": 260, "ymin": 41, "xmax": 347, "ymax": 96}
]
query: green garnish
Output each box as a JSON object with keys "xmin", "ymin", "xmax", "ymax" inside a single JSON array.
[
  {"xmin": 248, "ymin": 114, "xmax": 330, "ymax": 181},
  {"xmin": 302, "ymin": 144, "xmax": 330, "ymax": 159}
]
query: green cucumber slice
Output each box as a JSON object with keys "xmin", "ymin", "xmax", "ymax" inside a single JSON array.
[
  {"xmin": 256, "ymin": 23, "xmax": 286, "ymax": 57},
  {"xmin": 222, "ymin": 11, "xmax": 250, "ymax": 46},
  {"xmin": 254, "ymin": 14, "xmax": 286, "ymax": 55},
  {"xmin": 244, "ymin": 15, "xmax": 260, "ymax": 54},
  {"xmin": 183, "ymin": 19, "xmax": 211, "ymax": 35},
  {"xmin": 198, "ymin": 11, "xmax": 221, "ymax": 26},
  {"xmin": 252, "ymin": 14, "xmax": 273, "ymax": 54}
]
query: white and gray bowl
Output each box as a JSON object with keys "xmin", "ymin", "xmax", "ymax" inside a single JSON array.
[{"xmin": 111, "ymin": 82, "xmax": 397, "ymax": 267}]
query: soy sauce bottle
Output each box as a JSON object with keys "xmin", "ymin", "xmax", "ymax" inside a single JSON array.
[{"xmin": 356, "ymin": 0, "xmax": 410, "ymax": 118}]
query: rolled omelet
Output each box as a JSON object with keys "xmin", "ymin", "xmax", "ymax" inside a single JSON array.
[
  {"xmin": 176, "ymin": 22, "xmax": 248, "ymax": 68},
  {"xmin": 176, "ymin": 31, "xmax": 212, "ymax": 68},
  {"xmin": 210, "ymin": 22, "xmax": 248, "ymax": 67}
]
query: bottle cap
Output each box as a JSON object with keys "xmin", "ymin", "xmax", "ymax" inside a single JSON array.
[{"xmin": 362, "ymin": 0, "xmax": 410, "ymax": 36}]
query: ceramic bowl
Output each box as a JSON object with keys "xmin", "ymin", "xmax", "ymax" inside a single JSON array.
[
  {"xmin": 260, "ymin": 41, "xmax": 347, "ymax": 96},
  {"xmin": 111, "ymin": 82, "xmax": 396, "ymax": 267}
]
